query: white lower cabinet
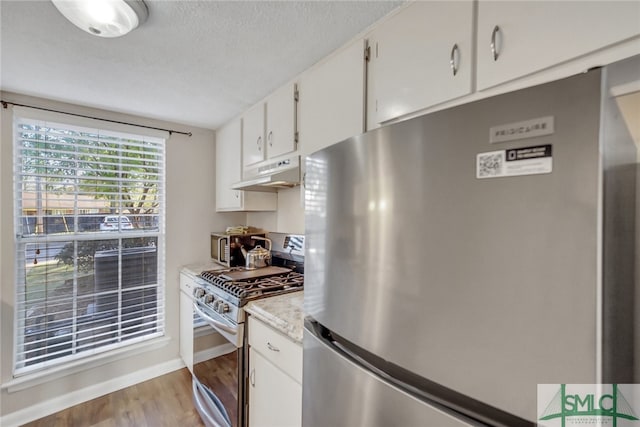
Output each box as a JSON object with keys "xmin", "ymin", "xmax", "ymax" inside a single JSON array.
[
  {"xmin": 248, "ymin": 316, "xmax": 302, "ymax": 427},
  {"xmin": 249, "ymin": 347, "xmax": 302, "ymax": 427},
  {"xmin": 179, "ymin": 273, "xmax": 195, "ymax": 372}
]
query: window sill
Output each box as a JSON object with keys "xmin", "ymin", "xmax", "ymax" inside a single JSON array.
[{"xmin": 2, "ymin": 336, "xmax": 171, "ymax": 393}]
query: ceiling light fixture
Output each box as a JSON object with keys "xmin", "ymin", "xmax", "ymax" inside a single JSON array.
[{"xmin": 51, "ymin": 0, "xmax": 148, "ymax": 38}]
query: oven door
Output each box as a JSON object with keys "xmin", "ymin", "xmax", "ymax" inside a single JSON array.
[{"xmin": 192, "ymin": 299, "xmax": 245, "ymax": 427}]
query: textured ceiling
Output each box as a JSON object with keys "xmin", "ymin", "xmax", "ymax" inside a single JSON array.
[{"xmin": 0, "ymin": 0, "xmax": 402, "ymax": 130}]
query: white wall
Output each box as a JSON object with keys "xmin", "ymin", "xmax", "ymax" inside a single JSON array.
[
  {"xmin": 0, "ymin": 92, "xmax": 245, "ymax": 424},
  {"xmin": 276, "ymin": 186, "xmax": 305, "ymax": 233},
  {"xmin": 247, "ymin": 186, "xmax": 305, "ymax": 234}
]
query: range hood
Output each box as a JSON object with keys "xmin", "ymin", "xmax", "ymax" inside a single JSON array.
[{"xmin": 232, "ymin": 154, "xmax": 301, "ymax": 192}]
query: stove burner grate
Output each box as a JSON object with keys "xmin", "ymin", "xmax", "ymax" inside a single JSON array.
[{"xmin": 199, "ymin": 269, "xmax": 304, "ymax": 303}]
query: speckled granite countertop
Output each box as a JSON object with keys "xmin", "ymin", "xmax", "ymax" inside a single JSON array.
[
  {"xmin": 181, "ymin": 261, "xmax": 226, "ymax": 278},
  {"xmin": 245, "ymin": 291, "xmax": 304, "ymax": 344}
]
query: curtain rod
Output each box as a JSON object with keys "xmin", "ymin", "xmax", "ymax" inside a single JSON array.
[{"xmin": 1, "ymin": 100, "xmax": 193, "ymax": 137}]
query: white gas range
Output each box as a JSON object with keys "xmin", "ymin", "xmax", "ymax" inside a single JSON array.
[
  {"xmin": 187, "ymin": 232, "xmax": 305, "ymax": 427},
  {"xmin": 193, "ymin": 266, "xmax": 304, "ymax": 347}
]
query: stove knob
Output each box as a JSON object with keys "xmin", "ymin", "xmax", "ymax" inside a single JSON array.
[
  {"xmin": 212, "ymin": 300, "xmax": 221, "ymax": 310},
  {"xmin": 220, "ymin": 303, "xmax": 230, "ymax": 314},
  {"xmin": 194, "ymin": 288, "xmax": 205, "ymax": 298},
  {"xmin": 204, "ymin": 294, "xmax": 214, "ymax": 304}
]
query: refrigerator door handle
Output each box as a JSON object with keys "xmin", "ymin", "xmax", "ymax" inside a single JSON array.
[{"xmin": 305, "ymin": 319, "xmax": 533, "ymax": 427}]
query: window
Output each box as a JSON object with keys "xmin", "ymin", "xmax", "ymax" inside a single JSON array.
[{"xmin": 13, "ymin": 107, "xmax": 166, "ymax": 375}]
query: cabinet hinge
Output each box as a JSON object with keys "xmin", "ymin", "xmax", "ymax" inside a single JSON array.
[
  {"xmin": 364, "ymin": 45, "xmax": 371, "ymax": 62},
  {"xmin": 294, "ymin": 83, "xmax": 299, "ymax": 146}
]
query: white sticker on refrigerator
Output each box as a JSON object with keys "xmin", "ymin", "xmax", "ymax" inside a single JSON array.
[{"xmin": 476, "ymin": 144, "xmax": 552, "ymax": 179}]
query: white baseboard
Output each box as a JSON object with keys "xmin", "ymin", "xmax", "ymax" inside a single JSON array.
[{"xmin": 0, "ymin": 357, "xmax": 185, "ymax": 427}]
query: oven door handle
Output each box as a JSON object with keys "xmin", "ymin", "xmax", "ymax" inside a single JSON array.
[
  {"xmin": 193, "ymin": 301, "xmax": 238, "ymax": 335},
  {"xmin": 192, "ymin": 379, "xmax": 231, "ymax": 427}
]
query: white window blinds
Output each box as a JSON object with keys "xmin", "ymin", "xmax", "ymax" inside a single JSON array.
[{"xmin": 13, "ymin": 107, "xmax": 166, "ymax": 375}]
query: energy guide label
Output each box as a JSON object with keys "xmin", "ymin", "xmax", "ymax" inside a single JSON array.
[{"xmin": 476, "ymin": 144, "xmax": 552, "ymax": 179}]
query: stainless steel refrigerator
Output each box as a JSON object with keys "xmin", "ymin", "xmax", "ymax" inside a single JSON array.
[{"xmin": 303, "ymin": 55, "xmax": 640, "ymax": 426}]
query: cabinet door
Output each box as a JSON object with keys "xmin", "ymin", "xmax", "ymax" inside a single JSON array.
[
  {"xmin": 248, "ymin": 316, "xmax": 303, "ymax": 383},
  {"xmin": 179, "ymin": 275, "xmax": 194, "ymax": 373},
  {"xmin": 243, "ymin": 103, "xmax": 266, "ymax": 167},
  {"xmin": 477, "ymin": 1, "xmax": 640, "ymax": 91},
  {"xmin": 216, "ymin": 118, "xmax": 243, "ymax": 210},
  {"xmin": 299, "ymin": 39, "xmax": 365, "ymax": 158},
  {"xmin": 248, "ymin": 347, "xmax": 302, "ymax": 427},
  {"xmin": 367, "ymin": 1, "xmax": 474, "ymax": 126},
  {"xmin": 216, "ymin": 119, "xmax": 277, "ymax": 212},
  {"xmin": 265, "ymin": 83, "xmax": 297, "ymax": 159}
]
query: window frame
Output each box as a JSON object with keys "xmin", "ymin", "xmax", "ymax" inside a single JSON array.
[{"xmin": 12, "ymin": 107, "xmax": 168, "ymax": 377}]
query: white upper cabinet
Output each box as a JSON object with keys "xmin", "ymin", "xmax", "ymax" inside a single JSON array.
[
  {"xmin": 476, "ymin": 1, "xmax": 640, "ymax": 91},
  {"xmin": 242, "ymin": 82, "xmax": 298, "ymax": 171},
  {"xmin": 266, "ymin": 83, "xmax": 298, "ymax": 159},
  {"xmin": 299, "ymin": 39, "xmax": 366, "ymax": 157},
  {"xmin": 217, "ymin": 118, "xmax": 244, "ymax": 210},
  {"xmin": 242, "ymin": 103, "xmax": 266, "ymax": 168},
  {"xmin": 367, "ymin": 1, "xmax": 474, "ymax": 127},
  {"xmin": 216, "ymin": 118, "xmax": 276, "ymax": 212}
]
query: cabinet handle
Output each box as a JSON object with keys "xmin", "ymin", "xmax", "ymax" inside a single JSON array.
[
  {"xmin": 235, "ymin": 191, "xmax": 239, "ymax": 199},
  {"xmin": 267, "ymin": 342, "xmax": 280, "ymax": 352},
  {"xmin": 257, "ymin": 136, "xmax": 262, "ymax": 152},
  {"xmin": 267, "ymin": 130, "xmax": 273, "ymax": 147},
  {"xmin": 250, "ymin": 368, "xmax": 255, "ymax": 387},
  {"xmin": 450, "ymin": 43, "xmax": 460, "ymax": 76},
  {"xmin": 490, "ymin": 25, "xmax": 501, "ymax": 61}
]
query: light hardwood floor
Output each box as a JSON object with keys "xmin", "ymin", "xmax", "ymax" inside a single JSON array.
[{"xmin": 23, "ymin": 352, "xmax": 238, "ymax": 427}]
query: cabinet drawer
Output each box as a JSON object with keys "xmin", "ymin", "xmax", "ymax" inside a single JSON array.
[
  {"xmin": 248, "ymin": 316, "xmax": 302, "ymax": 384},
  {"xmin": 180, "ymin": 272, "xmax": 196, "ymax": 295}
]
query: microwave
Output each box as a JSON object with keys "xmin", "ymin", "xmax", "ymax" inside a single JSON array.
[{"xmin": 211, "ymin": 231, "xmax": 267, "ymax": 267}]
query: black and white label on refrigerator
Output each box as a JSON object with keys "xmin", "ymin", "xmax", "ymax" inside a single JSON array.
[{"xmin": 476, "ymin": 144, "xmax": 552, "ymax": 179}]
